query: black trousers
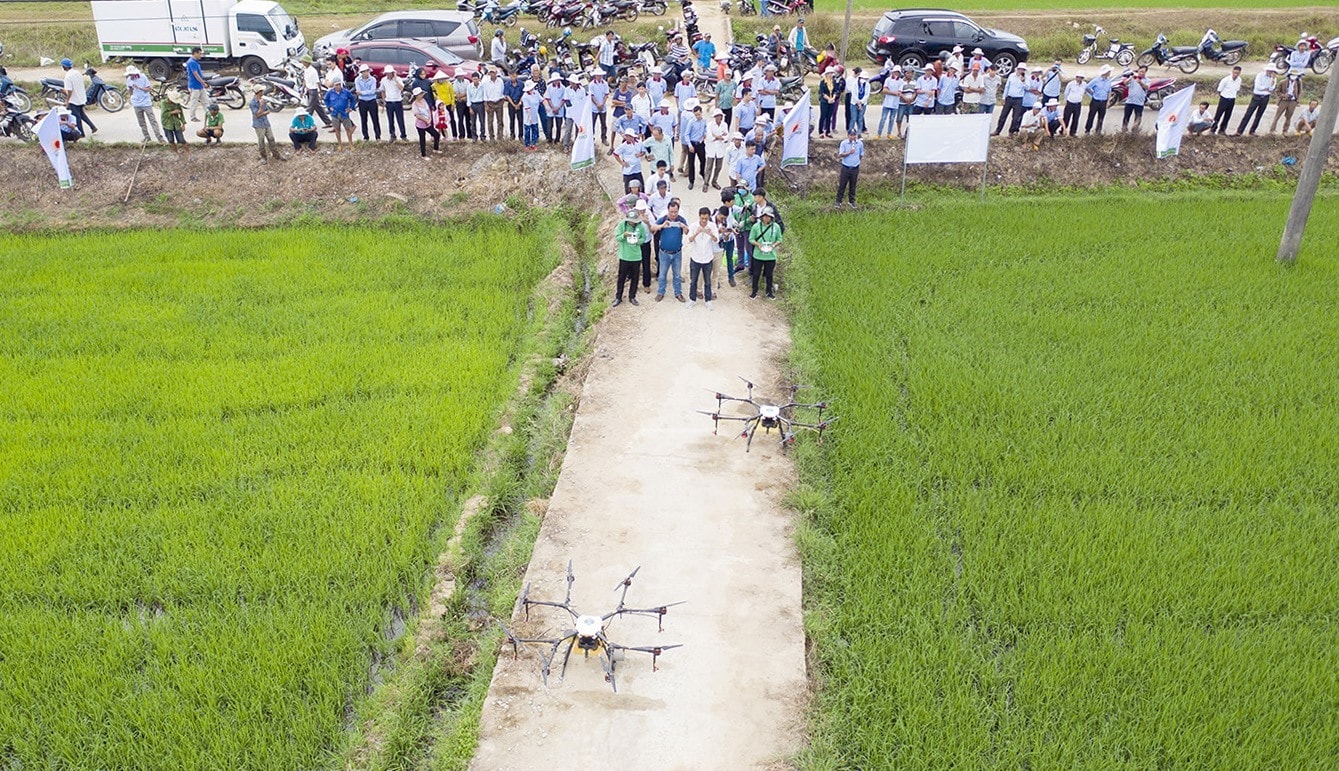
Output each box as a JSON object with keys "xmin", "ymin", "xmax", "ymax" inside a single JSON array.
[
  {"xmin": 69, "ymin": 103, "xmax": 97, "ymax": 134},
  {"xmin": 385, "ymin": 101, "xmax": 406, "ymax": 138},
  {"xmin": 996, "ymin": 96, "xmax": 1024, "ymax": 134},
  {"xmin": 640, "ymin": 242, "xmax": 652, "ymax": 287},
  {"xmin": 417, "ymin": 125, "xmax": 440, "ymax": 156},
  {"xmin": 457, "ymin": 103, "xmax": 474, "ymax": 139},
  {"xmin": 836, "ymin": 164, "xmax": 859, "ymax": 205},
  {"xmin": 720, "ymin": 107, "xmax": 733, "ymax": 126},
  {"xmin": 1062, "ymin": 102, "xmax": 1081, "ymax": 135},
  {"xmin": 1085, "ymin": 98, "xmax": 1108, "ymax": 134},
  {"xmin": 1122, "ymin": 103, "xmax": 1144, "ymax": 132},
  {"xmin": 689, "ymin": 260, "xmax": 713, "ymax": 301},
  {"xmin": 1212, "ymin": 97, "xmax": 1236, "ymax": 134},
  {"xmin": 358, "ymin": 100, "xmax": 381, "ymax": 139},
  {"xmin": 750, "ymin": 259, "xmax": 775, "ymax": 297},
  {"xmin": 1236, "ymin": 95, "xmax": 1268, "ymax": 135},
  {"xmin": 508, "ymin": 104, "xmax": 523, "ymax": 138},
  {"xmin": 616, "ymin": 259, "xmax": 640, "ymax": 301},
  {"xmin": 686, "ymin": 141, "xmax": 706, "ymax": 186},
  {"xmin": 593, "ymin": 109, "xmax": 607, "ymax": 142}
]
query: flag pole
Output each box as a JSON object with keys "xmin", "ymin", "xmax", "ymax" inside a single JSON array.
[{"xmin": 900, "ymin": 125, "xmax": 909, "ymax": 202}]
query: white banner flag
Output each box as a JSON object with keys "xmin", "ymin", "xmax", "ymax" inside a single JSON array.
[
  {"xmin": 781, "ymin": 89, "xmax": 810, "ymax": 168},
  {"xmin": 34, "ymin": 110, "xmax": 73, "ymax": 189},
  {"xmin": 569, "ymin": 93, "xmax": 595, "ymax": 171},
  {"xmin": 905, "ymin": 114, "xmax": 992, "ymax": 164},
  {"xmin": 1155, "ymin": 85, "xmax": 1197, "ymax": 159}
]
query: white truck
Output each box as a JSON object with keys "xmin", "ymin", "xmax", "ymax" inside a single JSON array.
[{"xmin": 91, "ymin": 0, "xmax": 306, "ymax": 81}]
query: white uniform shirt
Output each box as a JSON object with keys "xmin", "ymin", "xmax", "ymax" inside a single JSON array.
[
  {"xmin": 686, "ymin": 221, "xmax": 720, "ymax": 264},
  {"xmin": 1063, "ymin": 79, "xmax": 1086, "ymax": 104},
  {"xmin": 382, "ymin": 76, "xmax": 404, "ymax": 101},
  {"xmin": 705, "ymin": 117, "xmax": 730, "ymax": 158},
  {"xmin": 1217, "ymin": 75, "xmax": 1242, "ymax": 99},
  {"xmin": 63, "ymin": 69, "xmax": 88, "ymax": 106}
]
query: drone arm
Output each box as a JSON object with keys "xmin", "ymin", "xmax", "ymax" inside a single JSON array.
[
  {"xmin": 608, "ymin": 642, "xmax": 684, "ymax": 672},
  {"xmin": 523, "ymin": 599, "xmax": 581, "ymax": 620},
  {"xmin": 605, "ymin": 600, "xmax": 686, "ymax": 631}
]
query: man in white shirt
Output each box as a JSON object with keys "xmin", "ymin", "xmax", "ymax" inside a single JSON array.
[
  {"xmin": 490, "ymin": 30, "xmax": 507, "ymax": 66},
  {"xmin": 60, "ymin": 58, "xmax": 97, "ymax": 135},
  {"xmin": 1061, "ymin": 73, "xmax": 1085, "ymax": 136},
  {"xmin": 723, "ymin": 132, "xmax": 745, "ymax": 187},
  {"xmin": 1235, "ymin": 65, "xmax": 1277, "ymax": 136},
  {"xmin": 1019, "ymin": 102, "xmax": 1043, "ymax": 148},
  {"xmin": 481, "ymin": 67, "xmax": 505, "ymax": 141},
  {"xmin": 296, "ymin": 58, "xmax": 330, "ymax": 128},
  {"xmin": 1187, "ymin": 101, "xmax": 1213, "ymax": 134},
  {"xmin": 685, "ymin": 205, "xmax": 721, "ymax": 308},
  {"xmin": 960, "ymin": 65, "xmax": 984, "ymax": 112},
  {"xmin": 1295, "ymin": 99, "xmax": 1321, "ymax": 135},
  {"xmin": 598, "ymin": 30, "xmax": 618, "ymax": 81},
  {"xmin": 704, "ymin": 109, "xmax": 730, "ymax": 190},
  {"xmin": 1213, "ymin": 65, "xmax": 1242, "ymax": 135}
]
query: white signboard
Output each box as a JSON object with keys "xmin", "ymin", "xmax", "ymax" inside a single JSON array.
[{"xmin": 905, "ymin": 113, "xmax": 992, "ymax": 164}]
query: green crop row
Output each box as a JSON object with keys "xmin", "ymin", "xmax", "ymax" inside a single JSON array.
[
  {"xmin": 784, "ymin": 189, "xmax": 1339, "ymax": 768},
  {"xmin": 0, "ymin": 221, "xmax": 561, "ymax": 768}
]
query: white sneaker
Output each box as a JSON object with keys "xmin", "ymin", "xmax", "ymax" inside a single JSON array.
[
  {"xmin": 706, "ymin": 301, "xmax": 714, "ymax": 310},
  {"xmin": 687, "ymin": 300, "xmax": 696, "ymax": 308}
]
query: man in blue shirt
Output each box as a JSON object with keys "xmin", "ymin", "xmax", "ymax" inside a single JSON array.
[
  {"xmin": 693, "ymin": 33, "xmax": 716, "ymax": 71},
  {"xmin": 587, "ymin": 69, "xmax": 611, "ymax": 143},
  {"xmin": 835, "ymin": 128, "xmax": 863, "ymax": 208},
  {"xmin": 682, "ymin": 104, "xmax": 707, "ymax": 190},
  {"xmin": 614, "ymin": 129, "xmax": 646, "ymax": 192},
  {"xmin": 732, "ymin": 141, "xmax": 765, "ymax": 191},
  {"xmin": 652, "ymin": 199, "xmax": 689, "ymax": 302},
  {"xmin": 645, "ymin": 70, "xmax": 668, "ymax": 108},
  {"xmin": 353, "ymin": 64, "xmax": 382, "ymax": 141},
  {"xmin": 757, "ymin": 65, "xmax": 782, "ymax": 119},
  {"xmin": 1084, "ymin": 64, "xmax": 1113, "ymax": 135},
  {"xmin": 323, "ymin": 79, "xmax": 357, "ymax": 150},
  {"xmin": 735, "ymin": 88, "xmax": 758, "ymax": 133},
  {"xmin": 185, "ymin": 47, "xmax": 206, "ymax": 122},
  {"xmin": 503, "ymin": 70, "xmax": 525, "ymax": 140},
  {"xmin": 936, "ymin": 65, "xmax": 960, "ymax": 114}
]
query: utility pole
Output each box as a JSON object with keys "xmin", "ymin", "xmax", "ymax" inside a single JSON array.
[
  {"xmin": 1277, "ymin": 68, "xmax": 1339, "ymax": 265},
  {"xmin": 839, "ymin": 0, "xmax": 853, "ymax": 63}
]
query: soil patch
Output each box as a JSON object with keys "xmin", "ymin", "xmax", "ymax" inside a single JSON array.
[{"xmin": 0, "ymin": 144, "xmax": 602, "ymax": 232}]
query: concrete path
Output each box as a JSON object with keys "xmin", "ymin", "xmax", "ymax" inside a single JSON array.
[{"xmin": 470, "ymin": 3, "xmax": 808, "ymax": 771}]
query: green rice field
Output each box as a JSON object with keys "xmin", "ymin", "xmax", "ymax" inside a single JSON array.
[
  {"xmin": 0, "ymin": 221, "xmax": 559, "ymax": 767},
  {"xmin": 786, "ymin": 190, "xmax": 1339, "ymax": 767}
]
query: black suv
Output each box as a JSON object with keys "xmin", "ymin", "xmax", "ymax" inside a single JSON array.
[{"xmin": 866, "ymin": 9, "xmax": 1029, "ymax": 72}]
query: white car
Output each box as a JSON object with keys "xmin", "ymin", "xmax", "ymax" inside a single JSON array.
[{"xmin": 314, "ymin": 11, "xmax": 482, "ymax": 62}]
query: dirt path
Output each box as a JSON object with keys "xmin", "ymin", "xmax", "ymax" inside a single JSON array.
[{"xmin": 470, "ymin": 5, "xmax": 808, "ymax": 771}]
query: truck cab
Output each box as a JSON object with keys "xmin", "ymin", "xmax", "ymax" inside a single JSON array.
[{"xmin": 229, "ymin": 0, "xmax": 304, "ymax": 76}]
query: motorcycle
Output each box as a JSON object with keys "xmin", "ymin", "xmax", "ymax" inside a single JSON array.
[
  {"xmin": 764, "ymin": 0, "xmax": 806, "ymax": 15},
  {"xmin": 1197, "ymin": 29, "xmax": 1247, "ymax": 66},
  {"xmin": 1076, "ymin": 25, "xmax": 1134, "ymax": 67},
  {"xmin": 639, "ymin": 0, "xmax": 668, "ymax": 16},
  {"xmin": 1269, "ymin": 35, "xmax": 1333, "ymax": 75},
  {"xmin": 1, "ymin": 95, "xmax": 35, "ymax": 142},
  {"xmin": 41, "ymin": 63, "xmax": 126, "ymax": 112},
  {"xmin": 1109, "ymin": 70, "xmax": 1177, "ymax": 110},
  {"xmin": 480, "ymin": 0, "xmax": 525, "ymax": 27},
  {"xmin": 546, "ymin": 1, "xmax": 589, "ymax": 29},
  {"xmin": 0, "ymin": 65, "xmax": 33, "ymax": 113},
  {"xmin": 1135, "ymin": 33, "xmax": 1200, "ymax": 74},
  {"xmin": 588, "ymin": 0, "xmax": 640, "ymax": 25},
  {"xmin": 735, "ymin": 0, "xmax": 757, "ymax": 14},
  {"xmin": 154, "ymin": 72, "xmax": 247, "ymax": 110},
  {"xmin": 252, "ymin": 61, "xmax": 306, "ymax": 113}
]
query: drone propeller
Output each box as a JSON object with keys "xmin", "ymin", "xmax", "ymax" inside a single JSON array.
[
  {"xmin": 613, "ymin": 565, "xmax": 641, "ymax": 608},
  {"xmin": 599, "ymin": 646, "xmax": 619, "ymax": 693},
  {"xmin": 606, "ymin": 601, "xmax": 687, "ymax": 631},
  {"xmin": 737, "ymin": 376, "xmax": 756, "ymax": 401},
  {"xmin": 518, "ymin": 582, "xmax": 532, "ymax": 620},
  {"xmin": 496, "ymin": 619, "xmax": 528, "ymax": 658},
  {"xmin": 564, "ymin": 559, "xmax": 575, "ymax": 606},
  {"xmin": 611, "ymin": 642, "xmax": 684, "ymax": 672}
]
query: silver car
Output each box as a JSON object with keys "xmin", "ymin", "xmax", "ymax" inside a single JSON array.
[{"xmin": 314, "ymin": 11, "xmax": 483, "ymax": 62}]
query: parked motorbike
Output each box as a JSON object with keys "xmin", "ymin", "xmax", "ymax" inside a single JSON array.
[
  {"xmin": 764, "ymin": 0, "xmax": 806, "ymax": 15},
  {"xmin": 480, "ymin": 0, "xmax": 525, "ymax": 27},
  {"xmin": 1269, "ymin": 35, "xmax": 1333, "ymax": 75},
  {"xmin": 1076, "ymin": 25, "xmax": 1134, "ymax": 67},
  {"xmin": 41, "ymin": 63, "xmax": 125, "ymax": 111},
  {"xmin": 0, "ymin": 65, "xmax": 33, "ymax": 113},
  {"xmin": 546, "ymin": 1, "xmax": 588, "ymax": 29},
  {"xmin": 588, "ymin": 0, "xmax": 640, "ymax": 26},
  {"xmin": 1109, "ymin": 70, "xmax": 1177, "ymax": 110},
  {"xmin": 735, "ymin": 0, "xmax": 757, "ymax": 15},
  {"xmin": 1135, "ymin": 33, "xmax": 1200, "ymax": 74},
  {"xmin": 152, "ymin": 73, "xmax": 247, "ymax": 110},
  {"xmin": 1, "ymin": 95, "xmax": 35, "ymax": 141},
  {"xmin": 638, "ymin": 0, "xmax": 668, "ymax": 16},
  {"xmin": 1197, "ymin": 29, "xmax": 1246, "ymax": 66},
  {"xmin": 252, "ymin": 62, "xmax": 306, "ymax": 113}
]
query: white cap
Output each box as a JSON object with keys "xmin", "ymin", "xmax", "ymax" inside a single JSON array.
[
  {"xmin": 634, "ymin": 199, "xmax": 648, "ymax": 210},
  {"xmin": 384, "ymin": 66, "xmax": 396, "ymax": 75},
  {"xmin": 125, "ymin": 65, "xmax": 141, "ymax": 76},
  {"xmin": 1099, "ymin": 64, "xmax": 1112, "ymax": 74},
  {"xmin": 731, "ymin": 131, "xmax": 744, "ymax": 140},
  {"xmin": 683, "ymin": 97, "xmax": 699, "ymax": 110}
]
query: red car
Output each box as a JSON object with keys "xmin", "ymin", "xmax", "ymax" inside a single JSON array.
[{"xmin": 346, "ymin": 40, "xmax": 482, "ymax": 81}]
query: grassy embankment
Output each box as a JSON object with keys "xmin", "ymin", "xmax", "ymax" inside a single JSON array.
[
  {"xmin": 783, "ymin": 188, "xmax": 1339, "ymax": 768},
  {"xmin": 0, "ymin": 216, "xmax": 592, "ymax": 768}
]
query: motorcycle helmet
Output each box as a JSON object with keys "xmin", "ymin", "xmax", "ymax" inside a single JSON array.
[
  {"xmin": 755, "ymin": 34, "xmax": 766, "ymax": 43},
  {"xmin": 562, "ymin": 26, "xmax": 572, "ymax": 37},
  {"xmin": 495, "ymin": 29, "xmax": 504, "ymax": 36},
  {"xmin": 60, "ymin": 58, "xmax": 73, "ymax": 68}
]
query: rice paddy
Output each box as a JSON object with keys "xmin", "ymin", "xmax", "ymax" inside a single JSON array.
[
  {"xmin": 786, "ymin": 189, "xmax": 1339, "ymax": 767},
  {"xmin": 0, "ymin": 221, "xmax": 561, "ymax": 768}
]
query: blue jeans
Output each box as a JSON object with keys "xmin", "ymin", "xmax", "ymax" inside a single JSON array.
[
  {"xmin": 896, "ymin": 103, "xmax": 913, "ymax": 123},
  {"xmin": 978, "ymin": 103, "xmax": 995, "ymax": 114},
  {"xmin": 657, "ymin": 248, "xmax": 682, "ymax": 296},
  {"xmin": 851, "ymin": 103, "xmax": 866, "ymax": 133},
  {"xmin": 877, "ymin": 106, "xmax": 897, "ymax": 135},
  {"xmin": 523, "ymin": 123, "xmax": 539, "ymax": 147}
]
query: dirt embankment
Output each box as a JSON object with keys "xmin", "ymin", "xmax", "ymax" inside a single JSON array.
[
  {"xmin": 0, "ymin": 144, "xmax": 604, "ymax": 232},
  {"xmin": 787, "ymin": 134, "xmax": 1339, "ymax": 194}
]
